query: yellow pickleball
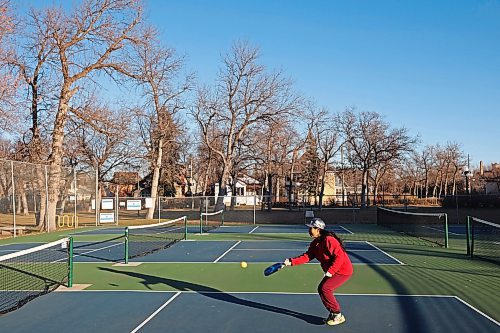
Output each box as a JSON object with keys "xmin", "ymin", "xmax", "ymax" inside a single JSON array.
[{"xmin": 240, "ymin": 261, "xmax": 248, "ymax": 268}]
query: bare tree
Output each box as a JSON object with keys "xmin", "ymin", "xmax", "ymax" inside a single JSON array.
[
  {"xmin": 250, "ymin": 117, "xmax": 299, "ymax": 210},
  {"xmin": 7, "ymin": 7, "xmax": 57, "ymax": 162},
  {"xmin": 308, "ymin": 107, "xmax": 340, "ymax": 209},
  {"xmin": 0, "ymin": 0, "xmax": 18, "ymax": 130},
  {"xmin": 128, "ymin": 29, "xmax": 193, "ymax": 218},
  {"xmin": 36, "ymin": 0, "xmax": 146, "ymax": 231},
  {"xmin": 336, "ymin": 108, "xmax": 417, "ymax": 207},
  {"xmin": 193, "ymin": 41, "xmax": 301, "ymax": 210},
  {"xmin": 413, "ymin": 145, "xmax": 434, "ymax": 198},
  {"xmin": 444, "ymin": 142, "xmax": 465, "ymax": 195},
  {"xmin": 67, "ymin": 99, "xmax": 136, "ymax": 207}
]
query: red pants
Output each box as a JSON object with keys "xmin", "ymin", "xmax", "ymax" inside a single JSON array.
[{"xmin": 318, "ymin": 273, "xmax": 352, "ymax": 313}]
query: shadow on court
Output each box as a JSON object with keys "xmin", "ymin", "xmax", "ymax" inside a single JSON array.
[
  {"xmin": 98, "ymin": 267, "xmax": 324, "ymax": 325},
  {"xmin": 348, "ymin": 251, "xmax": 424, "ymax": 333},
  {"xmin": 379, "ymin": 245, "xmax": 499, "ymax": 277}
]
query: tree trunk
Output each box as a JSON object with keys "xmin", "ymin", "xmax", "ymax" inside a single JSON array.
[
  {"xmin": 21, "ymin": 191, "xmax": 29, "ymax": 216},
  {"xmin": 361, "ymin": 169, "xmax": 368, "ymax": 208},
  {"xmin": 47, "ymin": 85, "xmax": 76, "ymax": 231},
  {"xmin": 46, "ymin": 163, "xmax": 61, "ymax": 232},
  {"xmin": 215, "ymin": 165, "xmax": 230, "ymax": 211},
  {"xmin": 146, "ymin": 139, "xmax": 163, "ymax": 219}
]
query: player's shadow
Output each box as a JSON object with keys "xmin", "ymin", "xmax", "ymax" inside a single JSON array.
[{"xmin": 99, "ymin": 267, "xmax": 324, "ymax": 325}]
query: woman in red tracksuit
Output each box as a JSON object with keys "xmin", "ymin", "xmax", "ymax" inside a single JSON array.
[{"xmin": 284, "ymin": 218, "xmax": 353, "ymax": 326}]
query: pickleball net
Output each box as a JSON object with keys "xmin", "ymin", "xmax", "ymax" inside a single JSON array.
[
  {"xmin": 124, "ymin": 216, "xmax": 187, "ymax": 263},
  {"xmin": 468, "ymin": 217, "xmax": 499, "ymax": 265},
  {"xmin": 377, "ymin": 207, "xmax": 449, "ymax": 247},
  {"xmin": 0, "ymin": 237, "xmax": 72, "ymax": 315},
  {"xmin": 200, "ymin": 209, "xmax": 224, "ymax": 233}
]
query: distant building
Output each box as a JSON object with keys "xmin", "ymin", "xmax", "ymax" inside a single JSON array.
[
  {"xmin": 214, "ymin": 173, "xmax": 262, "ymax": 205},
  {"xmin": 480, "ymin": 162, "xmax": 500, "ymax": 194}
]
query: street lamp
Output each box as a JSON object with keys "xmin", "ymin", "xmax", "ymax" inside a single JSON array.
[{"xmin": 463, "ymin": 166, "xmax": 472, "ymax": 194}]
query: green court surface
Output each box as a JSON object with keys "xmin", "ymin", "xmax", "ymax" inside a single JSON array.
[{"xmin": 1, "ymin": 223, "xmax": 499, "ymax": 331}]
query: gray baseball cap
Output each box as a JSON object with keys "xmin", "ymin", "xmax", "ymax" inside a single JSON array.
[{"xmin": 305, "ymin": 218, "xmax": 326, "ymax": 229}]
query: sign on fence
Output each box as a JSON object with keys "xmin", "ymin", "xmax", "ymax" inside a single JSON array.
[
  {"xmin": 101, "ymin": 198, "xmax": 114, "ymax": 210},
  {"xmin": 127, "ymin": 199, "xmax": 142, "ymax": 211},
  {"xmin": 99, "ymin": 212, "xmax": 115, "ymax": 223},
  {"xmin": 145, "ymin": 197, "xmax": 154, "ymax": 208}
]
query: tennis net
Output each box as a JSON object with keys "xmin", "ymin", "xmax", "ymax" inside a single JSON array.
[
  {"xmin": 200, "ymin": 209, "xmax": 224, "ymax": 233},
  {"xmin": 0, "ymin": 237, "xmax": 72, "ymax": 315},
  {"xmin": 468, "ymin": 217, "xmax": 499, "ymax": 265},
  {"xmin": 377, "ymin": 207, "xmax": 449, "ymax": 247},
  {"xmin": 125, "ymin": 216, "xmax": 187, "ymax": 263}
]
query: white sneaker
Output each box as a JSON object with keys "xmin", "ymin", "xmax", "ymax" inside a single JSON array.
[{"xmin": 325, "ymin": 312, "xmax": 346, "ymax": 326}]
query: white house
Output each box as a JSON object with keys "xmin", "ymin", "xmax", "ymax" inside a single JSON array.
[{"xmin": 214, "ymin": 174, "xmax": 262, "ymax": 205}]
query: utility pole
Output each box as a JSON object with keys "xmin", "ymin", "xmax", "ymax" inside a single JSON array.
[{"xmin": 341, "ymin": 145, "xmax": 345, "ymax": 207}]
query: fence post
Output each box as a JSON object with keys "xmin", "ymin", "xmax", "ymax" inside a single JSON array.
[
  {"xmin": 124, "ymin": 227, "xmax": 129, "ymax": 264},
  {"xmin": 95, "ymin": 167, "xmax": 98, "ymax": 226},
  {"xmin": 466, "ymin": 216, "xmax": 471, "ymax": 256},
  {"xmin": 44, "ymin": 165, "xmax": 49, "ymax": 232},
  {"xmin": 115, "ymin": 190, "xmax": 119, "ymax": 226},
  {"xmin": 68, "ymin": 237, "xmax": 74, "ymax": 287},
  {"xmin": 11, "ymin": 161, "xmax": 16, "ymax": 237},
  {"xmin": 253, "ymin": 194, "xmax": 256, "ymax": 225},
  {"xmin": 74, "ymin": 169, "xmax": 77, "ymax": 228},
  {"xmin": 158, "ymin": 196, "xmax": 161, "ymax": 223}
]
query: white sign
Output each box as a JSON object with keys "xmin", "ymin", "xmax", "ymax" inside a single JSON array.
[
  {"xmin": 127, "ymin": 200, "xmax": 142, "ymax": 211},
  {"xmin": 99, "ymin": 212, "xmax": 115, "ymax": 223},
  {"xmin": 145, "ymin": 197, "xmax": 154, "ymax": 208},
  {"xmin": 101, "ymin": 198, "xmax": 114, "ymax": 210}
]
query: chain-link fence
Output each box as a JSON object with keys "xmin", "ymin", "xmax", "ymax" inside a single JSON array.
[
  {"xmin": 0, "ymin": 159, "xmax": 98, "ymax": 237},
  {"xmin": 0, "ymin": 159, "xmax": 374, "ymax": 238}
]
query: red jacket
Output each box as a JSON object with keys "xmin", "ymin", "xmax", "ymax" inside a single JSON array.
[{"xmin": 290, "ymin": 235, "xmax": 353, "ymax": 276}]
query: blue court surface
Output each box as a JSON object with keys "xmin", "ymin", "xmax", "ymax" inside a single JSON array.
[
  {"xmin": 0, "ymin": 240, "xmax": 403, "ymax": 265},
  {"xmin": 68, "ymin": 224, "xmax": 353, "ymax": 236},
  {"xmin": 2, "ymin": 223, "xmax": 498, "ymax": 332},
  {"xmin": 1, "ymin": 291, "xmax": 498, "ymax": 333}
]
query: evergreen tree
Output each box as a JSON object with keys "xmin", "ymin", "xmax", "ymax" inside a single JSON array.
[{"xmin": 300, "ymin": 130, "xmax": 320, "ymax": 201}]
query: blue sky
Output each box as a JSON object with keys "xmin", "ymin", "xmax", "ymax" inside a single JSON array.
[
  {"xmin": 144, "ymin": 0, "xmax": 500, "ymax": 166},
  {"xmin": 17, "ymin": 0, "xmax": 500, "ymax": 166}
]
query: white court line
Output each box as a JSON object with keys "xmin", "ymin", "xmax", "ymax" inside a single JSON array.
[
  {"xmin": 213, "ymin": 241, "xmax": 241, "ymax": 263},
  {"xmin": 74, "ymin": 261, "xmax": 401, "ymax": 265},
  {"xmin": 421, "ymin": 225, "xmax": 462, "ymax": 236},
  {"xmin": 366, "ymin": 241, "xmax": 405, "ymax": 265},
  {"xmin": 249, "ymin": 226, "xmax": 259, "ymax": 234},
  {"xmin": 130, "ymin": 291, "xmax": 181, "ymax": 333},
  {"xmin": 53, "ymin": 241, "xmax": 124, "ymax": 263},
  {"xmin": 454, "ymin": 296, "xmax": 500, "ymax": 326},
  {"xmin": 233, "ymin": 248, "xmax": 306, "ymax": 251},
  {"xmin": 338, "ymin": 225, "xmax": 354, "ymax": 234}
]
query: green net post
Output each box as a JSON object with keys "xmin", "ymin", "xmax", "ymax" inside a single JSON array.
[
  {"xmin": 68, "ymin": 237, "xmax": 74, "ymax": 288},
  {"xmin": 466, "ymin": 216, "xmax": 471, "ymax": 256},
  {"xmin": 444, "ymin": 213, "xmax": 449, "ymax": 248},
  {"xmin": 184, "ymin": 216, "xmax": 188, "ymax": 240},
  {"xmin": 124, "ymin": 227, "xmax": 129, "ymax": 264},
  {"xmin": 200, "ymin": 213, "xmax": 203, "ymax": 234},
  {"xmin": 221, "ymin": 211, "xmax": 224, "ymax": 226}
]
